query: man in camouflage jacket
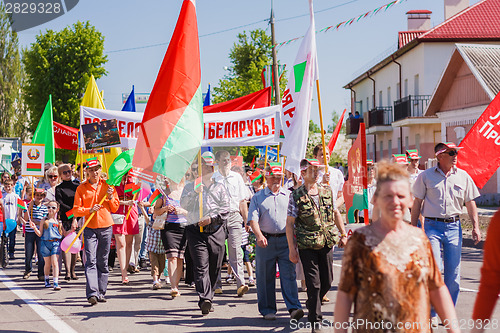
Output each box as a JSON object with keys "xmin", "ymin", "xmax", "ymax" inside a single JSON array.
[{"xmin": 286, "ymin": 158, "xmax": 347, "ymax": 329}]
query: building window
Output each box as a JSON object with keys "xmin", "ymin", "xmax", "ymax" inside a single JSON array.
[
  {"xmin": 414, "ymin": 74, "xmax": 419, "ymax": 96},
  {"xmin": 379, "ymin": 91, "xmax": 383, "ymax": 107},
  {"xmin": 415, "ymin": 134, "xmax": 420, "ymax": 151},
  {"xmin": 367, "ymin": 144, "xmax": 370, "ymax": 160},
  {"xmin": 387, "ymin": 87, "xmax": 391, "ymax": 106},
  {"xmin": 359, "ymin": 100, "xmax": 363, "ymax": 114},
  {"xmin": 396, "ymin": 83, "xmax": 400, "ymax": 100},
  {"xmin": 366, "ymin": 97, "xmax": 369, "ymax": 111},
  {"xmin": 388, "ymin": 140, "xmax": 392, "ymax": 156},
  {"xmin": 380, "ymin": 141, "xmax": 384, "ymax": 159},
  {"xmin": 405, "ymin": 136, "xmax": 409, "ymax": 151},
  {"xmin": 404, "ymin": 79, "xmax": 408, "ymax": 97},
  {"xmin": 397, "ymin": 139, "xmax": 401, "ymax": 154}
]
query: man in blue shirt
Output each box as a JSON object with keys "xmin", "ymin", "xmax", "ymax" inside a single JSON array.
[{"xmin": 248, "ymin": 163, "xmax": 303, "ymax": 321}]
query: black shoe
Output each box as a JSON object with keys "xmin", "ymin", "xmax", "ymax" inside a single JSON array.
[
  {"xmin": 290, "ymin": 308, "xmax": 304, "ymax": 320},
  {"xmin": 97, "ymin": 296, "xmax": 107, "ymax": 303},
  {"xmin": 88, "ymin": 296, "xmax": 98, "ymax": 305},
  {"xmin": 200, "ymin": 300, "xmax": 212, "ymax": 315},
  {"xmin": 8, "ymin": 253, "xmax": 14, "ymax": 260},
  {"xmin": 139, "ymin": 258, "xmax": 147, "ymax": 269}
]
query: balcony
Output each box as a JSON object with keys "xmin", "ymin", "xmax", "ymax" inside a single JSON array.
[
  {"xmin": 367, "ymin": 106, "xmax": 393, "ymax": 134},
  {"xmin": 393, "ymin": 95, "xmax": 431, "ymax": 121},
  {"xmin": 393, "ymin": 95, "xmax": 439, "ymax": 127},
  {"xmin": 346, "ymin": 117, "xmax": 364, "ymax": 139}
]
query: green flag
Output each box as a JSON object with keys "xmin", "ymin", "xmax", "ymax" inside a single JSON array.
[
  {"xmin": 107, "ymin": 149, "xmax": 134, "ymax": 186},
  {"xmin": 32, "ymin": 95, "xmax": 55, "ymax": 164}
]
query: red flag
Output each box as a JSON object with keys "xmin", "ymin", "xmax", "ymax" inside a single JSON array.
[
  {"xmin": 458, "ymin": 92, "xmax": 500, "ymax": 188},
  {"xmin": 53, "ymin": 121, "xmax": 79, "ymax": 151},
  {"xmin": 203, "ymin": 87, "xmax": 271, "ymax": 114},
  {"xmin": 250, "ymin": 155, "xmax": 256, "ymax": 168},
  {"xmin": 327, "ymin": 109, "xmax": 346, "ymax": 154},
  {"xmin": 194, "ymin": 176, "xmax": 202, "ymax": 190}
]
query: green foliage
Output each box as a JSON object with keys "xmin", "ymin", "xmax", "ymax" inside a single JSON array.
[
  {"xmin": 309, "ymin": 120, "xmax": 320, "ymax": 134},
  {"xmin": 0, "ymin": 4, "xmax": 24, "ymax": 138},
  {"xmin": 23, "ymin": 21, "xmax": 107, "ymax": 136},
  {"xmin": 213, "ymin": 29, "xmax": 287, "ymax": 104},
  {"xmin": 327, "ymin": 109, "xmax": 346, "ymax": 134},
  {"xmin": 240, "ymin": 146, "xmax": 259, "ymax": 165}
]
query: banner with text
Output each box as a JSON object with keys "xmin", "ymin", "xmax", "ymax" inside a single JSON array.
[{"xmin": 458, "ymin": 92, "xmax": 500, "ymax": 188}]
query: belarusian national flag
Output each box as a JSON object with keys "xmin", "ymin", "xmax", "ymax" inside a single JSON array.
[
  {"xmin": 27, "ymin": 163, "xmax": 42, "ymax": 172},
  {"xmin": 133, "ymin": 0, "xmax": 203, "ymax": 183},
  {"xmin": 17, "ymin": 198, "xmax": 27, "ymax": 210},
  {"xmin": 249, "ymin": 170, "xmax": 263, "ymax": 184},
  {"xmin": 32, "ymin": 95, "xmax": 55, "ymax": 164},
  {"xmin": 66, "ymin": 209, "xmax": 74, "ymax": 219},
  {"xmin": 194, "ymin": 176, "xmax": 202, "ymax": 190},
  {"xmin": 148, "ymin": 189, "xmax": 162, "ymax": 205},
  {"xmin": 280, "ymin": 0, "xmax": 319, "ymax": 176}
]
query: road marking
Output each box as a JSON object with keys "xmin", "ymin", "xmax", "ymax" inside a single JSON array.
[
  {"xmin": 333, "ymin": 263, "xmax": 342, "ymax": 267},
  {"xmin": 460, "ymin": 287, "xmax": 478, "ymax": 293},
  {"xmin": 0, "ymin": 269, "xmax": 78, "ymax": 333}
]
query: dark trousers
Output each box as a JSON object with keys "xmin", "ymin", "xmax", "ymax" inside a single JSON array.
[
  {"xmin": 299, "ymin": 246, "xmax": 333, "ymax": 323},
  {"xmin": 186, "ymin": 226, "xmax": 226, "ymax": 307},
  {"xmin": 184, "ymin": 244, "xmax": 194, "ymax": 285},
  {"xmin": 84, "ymin": 226, "xmax": 112, "ymax": 299},
  {"xmin": 24, "ymin": 232, "xmax": 45, "ymax": 277},
  {"xmin": 8, "ymin": 229, "xmax": 16, "ymax": 254}
]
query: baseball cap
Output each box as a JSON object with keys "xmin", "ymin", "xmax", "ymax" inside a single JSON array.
[
  {"xmin": 392, "ymin": 154, "xmax": 409, "ymax": 165},
  {"xmin": 265, "ymin": 162, "xmax": 284, "ymax": 176},
  {"xmin": 434, "ymin": 142, "xmax": 463, "ymax": 156},
  {"xmin": 86, "ymin": 157, "xmax": 101, "ymax": 168},
  {"xmin": 406, "ymin": 149, "xmax": 421, "ymax": 160},
  {"xmin": 300, "ymin": 158, "xmax": 323, "ymax": 170},
  {"xmin": 201, "ymin": 151, "xmax": 215, "ymax": 166}
]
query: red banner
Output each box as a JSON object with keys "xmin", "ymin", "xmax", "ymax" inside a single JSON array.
[
  {"xmin": 53, "ymin": 121, "xmax": 79, "ymax": 151},
  {"xmin": 458, "ymin": 92, "xmax": 500, "ymax": 188},
  {"xmin": 203, "ymin": 87, "xmax": 271, "ymax": 113},
  {"xmin": 343, "ymin": 123, "xmax": 368, "ymax": 224}
]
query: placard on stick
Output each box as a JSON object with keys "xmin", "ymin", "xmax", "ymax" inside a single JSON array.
[
  {"xmin": 21, "ymin": 143, "xmax": 45, "ymax": 177},
  {"xmin": 81, "ymin": 119, "xmax": 121, "ymax": 150}
]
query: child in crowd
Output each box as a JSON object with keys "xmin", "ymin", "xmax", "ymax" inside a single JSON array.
[
  {"xmin": 145, "ymin": 213, "xmax": 166, "ymax": 290},
  {"xmin": 28, "ymin": 200, "xmax": 63, "ymax": 290},
  {"xmin": 21, "ymin": 188, "xmax": 47, "ymax": 280},
  {"xmin": 2, "ymin": 179, "xmax": 20, "ymax": 260}
]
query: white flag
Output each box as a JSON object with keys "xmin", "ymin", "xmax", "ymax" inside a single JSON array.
[{"xmin": 280, "ymin": 0, "xmax": 319, "ymax": 176}]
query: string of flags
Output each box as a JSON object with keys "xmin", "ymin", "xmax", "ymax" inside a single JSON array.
[{"xmin": 276, "ymin": 0, "xmax": 408, "ymax": 49}]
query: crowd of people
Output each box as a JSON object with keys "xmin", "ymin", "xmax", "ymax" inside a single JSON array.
[{"xmin": 0, "ymin": 142, "xmax": 498, "ymax": 332}]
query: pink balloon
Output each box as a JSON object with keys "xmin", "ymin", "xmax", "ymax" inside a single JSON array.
[{"xmin": 61, "ymin": 232, "xmax": 82, "ymax": 254}]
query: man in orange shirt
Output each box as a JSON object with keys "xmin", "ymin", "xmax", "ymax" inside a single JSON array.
[{"xmin": 73, "ymin": 158, "xmax": 119, "ymax": 305}]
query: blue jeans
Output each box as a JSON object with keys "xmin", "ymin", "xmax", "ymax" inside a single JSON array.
[
  {"xmin": 422, "ymin": 218, "xmax": 462, "ymax": 316},
  {"xmin": 255, "ymin": 235, "xmax": 301, "ymax": 316},
  {"xmin": 24, "ymin": 232, "xmax": 45, "ymax": 277},
  {"xmin": 139, "ymin": 218, "xmax": 148, "ymax": 260}
]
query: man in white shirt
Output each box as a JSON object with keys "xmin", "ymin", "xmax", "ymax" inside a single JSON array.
[{"xmin": 213, "ymin": 150, "xmax": 250, "ymax": 297}]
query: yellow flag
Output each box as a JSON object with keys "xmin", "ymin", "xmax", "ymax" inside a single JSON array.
[{"xmin": 76, "ymin": 75, "xmax": 122, "ymax": 175}]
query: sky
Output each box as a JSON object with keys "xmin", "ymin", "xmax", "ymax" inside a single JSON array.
[{"xmin": 16, "ymin": 0, "xmax": 481, "ymax": 128}]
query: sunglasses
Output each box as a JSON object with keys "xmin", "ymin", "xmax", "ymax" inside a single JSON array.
[
  {"xmin": 446, "ymin": 150, "xmax": 458, "ymax": 156},
  {"xmin": 48, "ymin": 175, "xmax": 58, "ymax": 179},
  {"xmin": 47, "ymin": 206, "xmax": 58, "ymax": 210},
  {"xmin": 62, "ymin": 170, "xmax": 72, "ymax": 175}
]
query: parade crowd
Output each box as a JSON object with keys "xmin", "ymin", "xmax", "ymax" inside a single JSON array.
[{"xmin": 1, "ymin": 143, "xmax": 499, "ymax": 333}]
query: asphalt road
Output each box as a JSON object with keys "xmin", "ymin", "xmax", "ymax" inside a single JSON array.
[{"xmin": 0, "ymin": 226, "xmax": 498, "ymax": 333}]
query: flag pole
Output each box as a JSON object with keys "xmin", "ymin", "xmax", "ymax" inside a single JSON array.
[
  {"xmin": 101, "ymin": 149, "xmax": 108, "ymax": 174},
  {"xmin": 198, "ymin": 150, "xmax": 203, "ymax": 232},
  {"xmin": 315, "ymin": 80, "xmax": 329, "ymax": 184},
  {"xmin": 264, "ymin": 146, "xmax": 269, "ymax": 169},
  {"xmin": 276, "ymin": 144, "xmax": 280, "ymax": 163},
  {"xmin": 79, "ymin": 148, "xmax": 84, "ymax": 181},
  {"xmin": 30, "ymin": 177, "xmax": 34, "ymax": 221}
]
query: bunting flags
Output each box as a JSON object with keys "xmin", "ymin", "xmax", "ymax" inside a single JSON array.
[
  {"xmin": 122, "ymin": 85, "xmax": 136, "ymax": 112},
  {"xmin": 328, "ymin": 109, "xmax": 346, "ymax": 154},
  {"xmin": 276, "ymin": 0, "xmax": 408, "ymax": 49},
  {"xmin": 133, "ymin": 0, "xmax": 203, "ymax": 183},
  {"xmin": 32, "ymin": 95, "xmax": 55, "ymax": 164},
  {"xmin": 280, "ymin": 0, "xmax": 319, "ymax": 176}
]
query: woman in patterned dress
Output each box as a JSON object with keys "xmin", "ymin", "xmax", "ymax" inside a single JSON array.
[{"xmin": 334, "ymin": 161, "xmax": 460, "ymax": 333}]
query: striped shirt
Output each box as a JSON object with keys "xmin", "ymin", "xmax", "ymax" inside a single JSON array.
[{"xmin": 25, "ymin": 202, "xmax": 48, "ymax": 233}]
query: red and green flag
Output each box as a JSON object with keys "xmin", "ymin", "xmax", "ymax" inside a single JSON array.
[
  {"xmin": 125, "ymin": 183, "xmax": 141, "ymax": 195},
  {"xmin": 194, "ymin": 176, "xmax": 202, "ymax": 190},
  {"xmin": 133, "ymin": 0, "xmax": 203, "ymax": 183},
  {"xmin": 17, "ymin": 198, "xmax": 27, "ymax": 210},
  {"xmin": 26, "ymin": 163, "xmax": 43, "ymax": 172},
  {"xmin": 66, "ymin": 209, "xmax": 74, "ymax": 219},
  {"xmin": 249, "ymin": 169, "xmax": 263, "ymax": 183},
  {"xmin": 32, "ymin": 95, "xmax": 55, "ymax": 164},
  {"xmin": 148, "ymin": 189, "xmax": 162, "ymax": 205}
]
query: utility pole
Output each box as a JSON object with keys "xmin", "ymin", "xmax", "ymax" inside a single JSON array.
[{"xmin": 270, "ymin": 0, "xmax": 280, "ymax": 106}]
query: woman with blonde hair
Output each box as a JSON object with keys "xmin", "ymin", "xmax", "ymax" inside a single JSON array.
[{"xmin": 334, "ymin": 161, "xmax": 460, "ymax": 333}]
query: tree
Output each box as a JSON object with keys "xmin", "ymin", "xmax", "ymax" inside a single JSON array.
[
  {"xmin": 309, "ymin": 120, "xmax": 320, "ymax": 134},
  {"xmin": 0, "ymin": 4, "xmax": 24, "ymax": 138},
  {"xmin": 327, "ymin": 109, "xmax": 346, "ymax": 134},
  {"xmin": 23, "ymin": 21, "xmax": 107, "ymax": 136},
  {"xmin": 213, "ymin": 28, "xmax": 287, "ymax": 104}
]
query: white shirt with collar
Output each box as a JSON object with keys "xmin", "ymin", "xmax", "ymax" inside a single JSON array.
[{"xmin": 213, "ymin": 170, "xmax": 251, "ymax": 213}]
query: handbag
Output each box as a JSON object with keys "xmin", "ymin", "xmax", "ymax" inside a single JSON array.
[
  {"xmin": 111, "ymin": 214, "xmax": 125, "ymax": 225},
  {"xmin": 152, "ymin": 212, "xmax": 167, "ymax": 230}
]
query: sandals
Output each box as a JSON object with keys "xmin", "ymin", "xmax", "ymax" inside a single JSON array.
[
  {"xmin": 171, "ymin": 289, "xmax": 180, "ymax": 297},
  {"xmin": 122, "ymin": 277, "xmax": 130, "ymax": 285}
]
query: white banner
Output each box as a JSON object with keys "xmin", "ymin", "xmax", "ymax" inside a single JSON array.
[
  {"xmin": 202, "ymin": 105, "xmax": 280, "ymax": 147},
  {"xmin": 81, "ymin": 105, "xmax": 280, "ymax": 148},
  {"xmin": 22, "ymin": 143, "xmax": 45, "ymax": 177}
]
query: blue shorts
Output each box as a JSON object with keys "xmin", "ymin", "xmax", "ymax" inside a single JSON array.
[
  {"xmin": 241, "ymin": 245, "xmax": 250, "ymax": 263},
  {"xmin": 40, "ymin": 240, "xmax": 61, "ymax": 257}
]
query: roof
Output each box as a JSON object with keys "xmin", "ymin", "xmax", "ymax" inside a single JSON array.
[
  {"xmin": 398, "ymin": 31, "xmax": 426, "ymax": 48},
  {"xmin": 426, "ymin": 43, "xmax": 500, "ymax": 115},
  {"xmin": 345, "ymin": 0, "xmax": 500, "ymax": 89},
  {"xmin": 418, "ymin": 0, "xmax": 500, "ymax": 41},
  {"xmin": 406, "ymin": 10, "xmax": 432, "ymax": 15}
]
